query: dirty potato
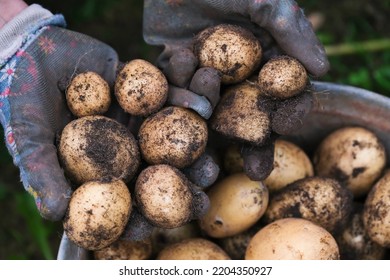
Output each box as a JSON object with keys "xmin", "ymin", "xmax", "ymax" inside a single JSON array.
[
  {"xmin": 93, "ymin": 238, "xmax": 152, "ymax": 260},
  {"xmin": 138, "ymin": 106, "xmax": 208, "ymax": 168},
  {"xmin": 115, "ymin": 59, "xmax": 168, "ymax": 116},
  {"xmin": 193, "ymin": 24, "xmax": 262, "ymax": 84},
  {"xmin": 313, "ymin": 126, "xmax": 386, "ymax": 197},
  {"xmin": 63, "ymin": 180, "xmax": 132, "ymax": 251}
]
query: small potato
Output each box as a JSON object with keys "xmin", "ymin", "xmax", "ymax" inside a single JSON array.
[
  {"xmin": 135, "ymin": 164, "xmax": 209, "ymax": 229},
  {"xmin": 193, "ymin": 24, "xmax": 262, "ymax": 84},
  {"xmin": 258, "ymin": 56, "xmax": 308, "ymax": 99},
  {"xmin": 93, "ymin": 238, "xmax": 152, "ymax": 260},
  {"xmin": 157, "ymin": 238, "xmax": 230, "ymax": 260},
  {"xmin": 363, "ymin": 170, "xmax": 390, "ymax": 248},
  {"xmin": 58, "ymin": 115, "xmax": 140, "ymax": 185},
  {"xmin": 115, "ymin": 59, "xmax": 168, "ymax": 116},
  {"xmin": 209, "ymin": 81, "xmax": 271, "ymax": 146},
  {"xmin": 138, "ymin": 106, "xmax": 208, "ymax": 168},
  {"xmin": 264, "ymin": 176, "xmax": 353, "ymax": 234},
  {"xmin": 63, "ymin": 180, "xmax": 132, "ymax": 251},
  {"xmin": 66, "ymin": 71, "xmax": 111, "ymax": 117},
  {"xmin": 313, "ymin": 126, "xmax": 386, "ymax": 197},
  {"xmin": 245, "ymin": 218, "xmax": 340, "ymax": 260},
  {"xmin": 199, "ymin": 172, "xmax": 268, "ymax": 238},
  {"xmin": 337, "ymin": 203, "xmax": 386, "ymax": 259}
]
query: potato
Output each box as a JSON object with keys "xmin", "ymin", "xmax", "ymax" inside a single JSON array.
[
  {"xmin": 337, "ymin": 203, "xmax": 386, "ymax": 259},
  {"xmin": 138, "ymin": 106, "xmax": 208, "ymax": 168},
  {"xmin": 209, "ymin": 81, "xmax": 271, "ymax": 146},
  {"xmin": 66, "ymin": 71, "xmax": 111, "ymax": 117},
  {"xmin": 63, "ymin": 180, "xmax": 132, "ymax": 251},
  {"xmin": 245, "ymin": 218, "xmax": 340, "ymax": 260},
  {"xmin": 93, "ymin": 238, "xmax": 152, "ymax": 260},
  {"xmin": 264, "ymin": 176, "xmax": 353, "ymax": 234},
  {"xmin": 223, "ymin": 144, "xmax": 244, "ymax": 174},
  {"xmin": 313, "ymin": 126, "xmax": 386, "ymax": 197},
  {"xmin": 193, "ymin": 24, "xmax": 262, "ymax": 84},
  {"xmin": 258, "ymin": 56, "xmax": 308, "ymax": 99},
  {"xmin": 115, "ymin": 59, "xmax": 168, "ymax": 116},
  {"xmin": 151, "ymin": 222, "xmax": 201, "ymax": 256},
  {"xmin": 157, "ymin": 238, "xmax": 230, "ymax": 260},
  {"xmin": 58, "ymin": 115, "xmax": 140, "ymax": 185},
  {"xmin": 363, "ymin": 170, "xmax": 390, "ymax": 247},
  {"xmin": 199, "ymin": 172, "xmax": 268, "ymax": 238},
  {"xmin": 135, "ymin": 164, "xmax": 209, "ymax": 229}
]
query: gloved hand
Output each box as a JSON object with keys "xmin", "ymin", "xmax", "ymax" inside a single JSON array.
[
  {"xmin": 143, "ymin": 0, "xmax": 327, "ymax": 181},
  {"xmin": 0, "ymin": 4, "xmax": 119, "ymax": 221}
]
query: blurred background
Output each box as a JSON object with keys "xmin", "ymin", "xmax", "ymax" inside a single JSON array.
[{"xmin": 0, "ymin": 0, "xmax": 389, "ymax": 259}]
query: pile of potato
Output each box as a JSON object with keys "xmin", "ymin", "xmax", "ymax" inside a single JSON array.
[{"xmin": 57, "ymin": 24, "xmax": 389, "ymax": 260}]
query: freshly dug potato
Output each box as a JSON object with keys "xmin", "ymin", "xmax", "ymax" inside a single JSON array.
[
  {"xmin": 199, "ymin": 172, "xmax": 268, "ymax": 238},
  {"xmin": 135, "ymin": 164, "xmax": 209, "ymax": 229},
  {"xmin": 193, "ymin": 24, "xmax": 262, "ymax": 84},
  {"xmin": 337, "ymin": 203, "xmax": 386, "ymax": 259},
  {"xmin": 151, "ymin": 222, "xmax": 201, "ymax": 256},
  {"xmin": 264, "ymin": 176, "xmax": 353, "ymax": 234},
  {"xmin": 63, "ymin": 180, "xmax": 132, "ymax": 251},
  {"xmin": 363, "ymin": 170, "xmax": 390, "ymax": 248},
  {"xmin": 58, "ymin": 115, "xmax": 140, "ymax": 185},
  {"xmin": 258, "ymin": 56, "xmax": 308, "ymax": 99},
  {"xmin": 115, "ymin": 59, "xmax": 168, "ymax": 116},
  {"xmin": 265, "ymin": 139, "xmax": 313, "ymax": 192},
  {"xmin": 66, "ymin": 71, "xmax": 111, "ymax": 117},
  {"xmin": 157, "ymin": 238, "xmax": 230, "ymax": 260},
  {"xmin": 245, "ymin": 218, "xmax": 340, "ymax": 260},
  {"xmin": 209, "ymin": 81, "xmax": 271, "ymax": 146},
  {"xmin": 313, "ymin": 126, "xmax": 386, "ymax": 197},
  {"xmin": 138, "ymin": 106, "xmax": 208, "ymax": 168},
  {"xmin": 93, "ymin": 238, "xmax": 152, "ymax": 260}
]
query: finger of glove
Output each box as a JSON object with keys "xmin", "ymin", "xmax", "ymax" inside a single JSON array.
[
  {"xmin": 182, "ymin": 151, "xmax": 220, "ymax": 189},
  {"xmin": 248, "ymin": 0, "xmax": 329, "ymax": 77},
  {"xmin": 189, "ymin": 67, "xmax": 221, "ymax": 108},
  {"xmin": 240, "ymin": 141, "xmax": 275, "ymax": 181},
  {"xmin": 163, "ymin": 48, "xmax": 198, "ymax": 88},
  {"xmin": 167, "ymin": 85, "xmax": 213, "ymax": 119},
  {"xmin": 272, "ymin": 90, "xmax": 314, "ymax": 135}
]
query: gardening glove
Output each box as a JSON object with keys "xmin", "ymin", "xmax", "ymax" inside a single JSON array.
[
  {"xmin": 0, "ymin": 4, "xmax": 119, "ymax": 221},
  {"xmin": 143, "ymin": 0, "xmax": 324, "ymax": 181}
]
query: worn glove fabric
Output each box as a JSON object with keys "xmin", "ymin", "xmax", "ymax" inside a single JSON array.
[
  {"xmin": 0, "ymin": 4, "xmax": 119, "ymax": 221},
  {"xmin": 143, "ymin": 0, "xmax": 329, "ymax": 77}
]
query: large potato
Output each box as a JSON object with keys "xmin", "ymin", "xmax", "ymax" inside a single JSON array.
[
  {"xmin": 245, "ymin": 218, "xmax": 340, "ymax": 260},
  {"xmin": 63, "ymin": 180, "xmax": 132, "ymax": 251},
  {"xmin": 58, "ymin": 115, "xmax": 140, "ymax": 185}
]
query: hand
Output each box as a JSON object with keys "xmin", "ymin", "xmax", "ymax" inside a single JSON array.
[
  {"xmin": 0, "ymin": 4, "xmax": 119, "ymax": 221},
  {"xmin": 143, "ymin": 0, "xmax": 325, "ymax": 181}
]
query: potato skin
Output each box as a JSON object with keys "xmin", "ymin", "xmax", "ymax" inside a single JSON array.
[
  {"xmin": 93, "ymin": 238, "xmax": 152, "ymax": 260},
  {"xmin": 210, "ymin": 82, "xmax": 271, "ymax": 146},
  {"xmin": 363, "ymin": 170, "xmax": 390, "ymax": 247},
  {"xmin": 135, "ymin": 164, "xmax": 202, "ymax": 229},
  {"xmin": 199, "ymin": 172, "xmax": 269, "ymax": 238},
  {"xmin": 115, "ymin": 59, "xmax": 168, "ymax": 116},
  {"xmin": 313, "ymin": 126, "xmax": 386, "ymax": 197},
  {"xmin": 157, "ymin": 238, "xmax": 230, "ymax": 260},
  {"xmin": 58, "ymin": 115, "xmax": 140, "ymax": 185},
  {"xmin": 193, "ymin": 24, "xmax": 262, "ymax": 84},
  {"xmin": 138, "ymin": 106, "xmax": 208, "ymax": 168},
  {"xmin": 245, "ymin": 218, "xmax": 340, "ymax": 260},
  {"xmin": 264, "ymin": 176, "xmax": 353, "ymax": 234},
  {"xmin": 66, "ymin": 71, "xmax": 111, "ymax": 117},
  {"xmin": 258, "ymin": 56, "xmax": 308, "ymax": 99},
  {"xmin": 63, "ymin": 180, "xmax": 132, "ymax": 251}
]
